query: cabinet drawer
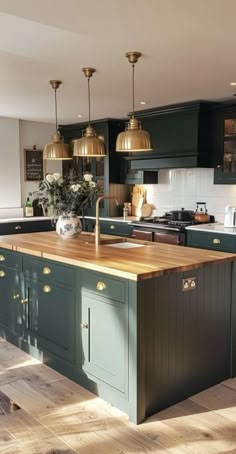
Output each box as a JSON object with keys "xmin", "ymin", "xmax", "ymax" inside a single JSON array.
[
  {"xmin": 0, "ymin": 248, "xmax": 22, "ymax": 270},
  {"xmin": 100, "ymin": 221, "xmax": 131, "ymax": 237},
  {"xmin": 0, "ymin": 220, "xmax": 55, "ymax": 235},
  {"xmin": 23, "ymin": 256, "xmax": 75, "ymax": 287},
  {"xmin": 187, "ymin": 231, "xmax": 236, "ymax": 252},
  {"xmin": 81, "ymin": 270, "xmax": 126, "ymax": 303}
]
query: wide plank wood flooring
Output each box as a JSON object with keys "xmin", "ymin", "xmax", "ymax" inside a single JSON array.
[{"xmin": 0, "ymin": 338, "xmax": 236, "ymax": 453}]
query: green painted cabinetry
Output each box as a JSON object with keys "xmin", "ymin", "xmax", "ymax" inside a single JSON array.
[
  {"xmin": 186, "ymin": 230, "xmax": 236, "ymax": 252},
  {"xmin": 22, "ymin": 255, "xmax": 76, "ymax": 363},
  {"xmin": 0, "ymin": 249, "xmax": 22, "ymax": 338},
  {"xmin": 0, "ymin": 247, "xmax": 234, "ymax": 424},
  {"xmin": 84, "ymin": 218, "xmax": 132, "ymax": 237}
]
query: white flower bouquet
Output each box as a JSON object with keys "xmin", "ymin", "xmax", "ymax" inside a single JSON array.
[{"xmin": 37, "ymin": 170, "xmax": 98, "ymax": 217}]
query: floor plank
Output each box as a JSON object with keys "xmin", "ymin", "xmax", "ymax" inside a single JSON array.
[{"xmin": 1, "ymin": 338, "xmax": 236, "ymax": 453}]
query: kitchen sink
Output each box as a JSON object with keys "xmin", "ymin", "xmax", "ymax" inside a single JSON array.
[{"xmin": 104, "ymin": 242, "xmax": 145, "ymax": 249}]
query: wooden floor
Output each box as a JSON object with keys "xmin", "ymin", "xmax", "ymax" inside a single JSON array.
[{"xmin": 0, "ymin": 340, "xmax": 236, "ymax": 453}]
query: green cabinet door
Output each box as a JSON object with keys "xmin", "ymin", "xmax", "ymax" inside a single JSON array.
[
  {"xmin": 81, "ymin": 292, "xmax": 128, "ymax": 393},
  {"xmin": 25, "ymin": 278, "xmax": 75, "ymax": 363},
  {"xmin": 0, "ymin": 267, "xmax": 22, "ymax": 337}
]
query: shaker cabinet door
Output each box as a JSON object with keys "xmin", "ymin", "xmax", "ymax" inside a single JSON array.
[
  {"xmin": 0, "ymin": 267, "xmax": 22, "ymax": 336},
  {"xmin": 81, "ymin": 292, "xmax": 128, "ymax": 393},
  {"xmin": 25, "ymin": 278, "xmax": 75, "ymax": 363}
]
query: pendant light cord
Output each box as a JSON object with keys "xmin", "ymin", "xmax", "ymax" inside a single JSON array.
[
  {"xmin": 132, "ymin": 63, "xmax": 135, "ymax": 119},
  {"xmin": 87, "ymin": 76, "xmax": 91, "ymax": 126},
  {"xmin": 54, "ymin": 88, "xmax": 58, "ymax": 132}
]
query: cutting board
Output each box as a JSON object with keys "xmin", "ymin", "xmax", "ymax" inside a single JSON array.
[
  {"xmin": 131, "ymin": 186, "xmax": 145, "ymax": 216},
  {"xmin": 141, "ymin": 203, "xmax": 153, "ymax": 217}
]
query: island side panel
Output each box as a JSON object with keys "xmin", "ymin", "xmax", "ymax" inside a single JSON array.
[
  {"xmin": 137, "ymin": 262, "xmax": 232, "ymax": 420},
  {"xmin": 231, "ymin": 261, "xmax": 236, "ymax": 378}
]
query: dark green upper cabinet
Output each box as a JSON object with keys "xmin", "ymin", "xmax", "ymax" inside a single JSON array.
[
  {"xmin": 60, "ymin": 118, "xmax": 126, "ymax": 185},
  {"xmin": 211, "ymin": 102, "xmax": 236, "ymax": 184},
  {"xmin": 128, "ymin": 101, "xmax": 214, "ymax": 170}
]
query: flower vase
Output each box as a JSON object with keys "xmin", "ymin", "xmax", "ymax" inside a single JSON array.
[{"xmin": 56, "ymin": 213, "xmax": 82, "ymax": 239}]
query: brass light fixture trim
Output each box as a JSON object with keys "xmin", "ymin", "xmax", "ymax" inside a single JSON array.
[
  {"xmin": 73, "ymin": 67, "xmax": 106, "ymax": 157},
  {"xmin": 43, "ymin": 79, "xmax": 72, "ymax": 160},
  {"xmin": 116, "ymin": 51, "xmax": 152, "ymax": 153}
]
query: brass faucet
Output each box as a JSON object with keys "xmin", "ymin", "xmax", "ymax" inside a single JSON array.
[{"xmin": 95, "ymin": 195, "xmax": 119, "ymax": 247}]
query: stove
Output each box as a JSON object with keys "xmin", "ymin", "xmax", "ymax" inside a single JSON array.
[{"xmin": 130, "ymin": 214, "xmax": 214, "ymax": 245}]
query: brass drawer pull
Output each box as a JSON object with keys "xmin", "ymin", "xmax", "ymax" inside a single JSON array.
[
  {"xmin": 81, "ymin": 322, "xmax": 88, "ymax": 329},
  {"xmin": 0, "ymin": 270, "xmax": 5, "ymax": 278},
  {"xmin": 15, "ymin": 225, "xmax": 22, "ymax": 230},
  {"xmin": 43, "ymin": 267, "xmax": 51, "ymax": 275},
  {"xmin": 13, "ymin": 294, "xmax": 20, "ymax": 300},
  {"xmin": 43, "ymin": 285, "xmax": 51, "ymax": 293},
  {"xmin": 0, "ymin": 255, "xmax": 5, "ymax": 262},
  {"xmin": 21, "ymin": 298, "xmax": 28, "ymax": 304},
  {"xmin": 96, "ymin": 281, "xmax": 106, "ymax": 291},
  {"xmin": 213, "ymin": 238, "xmax": 221, "ymax": 244},
  {"xmin": 110, "ymin": 225, "xmax": 115, "ymax": 230}
]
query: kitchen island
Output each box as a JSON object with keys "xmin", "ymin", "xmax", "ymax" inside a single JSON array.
[{"xmin": 0, "ymin": 231, "xmax": 235, "ymax": 423}]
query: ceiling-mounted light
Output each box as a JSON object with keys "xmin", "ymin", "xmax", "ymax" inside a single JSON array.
[
  {"xmin": 116, "ymin": 51, "xmax": 152, "ymax": 152},
  {"xmin": 73, "ymin": 68, "xmax": 106, "ymax": 157},
  {"xmin": 43, "ymin": 80, "xmax": 71, "ymax": 160}
]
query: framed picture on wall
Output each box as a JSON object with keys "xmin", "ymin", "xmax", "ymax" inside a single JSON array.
[{"xmin": 24, "ymin": 147, "xmax": 44, "ymax": 181}]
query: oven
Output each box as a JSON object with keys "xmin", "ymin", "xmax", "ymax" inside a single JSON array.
[{"xmin": 130, "ymin": 223, "xmax": 185, "ymax": 245}]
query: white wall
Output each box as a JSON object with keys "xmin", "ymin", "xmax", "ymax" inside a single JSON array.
[
  {"xmin": 145, "ymin": 168, "xmax": 236, "ymax": 223},
  {"xmin": 0, "ymin": 118, "xmax": 21, "ymax": 212},
  {"xmin": 19, "ymin": 120, "xmax": 62, "ymax": 206}
]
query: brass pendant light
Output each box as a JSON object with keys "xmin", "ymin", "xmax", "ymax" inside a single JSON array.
[
  {"xmin": 43, "ymin": 80, "xmax": 72, "ymax": 160},
  {"xmin": 116, "ymin": 52, "xmax": 152, "ymax": 152},
  {"xmin": 73, "ymin": 68, "xmax": 106, "ymax": 157}
]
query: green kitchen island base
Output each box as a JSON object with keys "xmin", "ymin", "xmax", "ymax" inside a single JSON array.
[{"xmin": 0, "ymin": 232, "xmax": 235, "ymax": 424}]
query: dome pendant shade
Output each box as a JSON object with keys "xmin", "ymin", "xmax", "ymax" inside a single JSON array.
[
  {"xmin": 43, "ymin": 132, "xmax": 71, "ymax": 160},
  {"xmin": 116, "ymin": 118, "xmax": 152, "ymax": 152},
  {"xmin": 43, "ymin": 80, "xmax": 72, "ymax": 160},
  {"xmin": 116, "ymin": 51, "xmax": 152, "ymax": 153},
  {"xmin": 73, "ymin": 126, "xmax": 105, "ymax": 157},
  {"xmin": 73, "ymin": 67, "xmax": 106, "ymax": 157}
]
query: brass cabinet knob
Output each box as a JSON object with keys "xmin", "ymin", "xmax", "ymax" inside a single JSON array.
[
  {"xmin": 96, "ymin": 281, "xmax": 106, "ymax": 291},
  {"xmin": 80, "ymin": 322, "xmax": 88, "ymax": 329},
  {"xmin": 43, "ymin": 267, "xmax": 51, "ymax": 275},
  {"xmin": 0, "ymin": 255, "xmax": 5, "ymax": 262},
  {"xmin": 21, "ymin": 298, "xmax": 28, "ymax": 304},
  {"xmin": 0, "ymin": 270, "xmax": 5, "ymax": 278},
  {"xmin": 43, "ymin": 285, "xmax": 51, "ymax": 293},
  {"xmin": 13, "ymin": 294, "xmax": 20, "ymax": 300},
  {"xmin": 213, "ymin": 238, "xmax": 221, "ymax": 244},
  {"xmin": 110, "ymin": 225, "xmax": 115, "ymax": 230},
  {"xmin": 15, "ymin": 225, "xmax": 22, "ymax": 230}
]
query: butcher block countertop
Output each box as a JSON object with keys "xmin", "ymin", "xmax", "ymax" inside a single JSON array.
[{"xmin": 0, "ymin": 231, "xmax": 235, "ymax": 281}]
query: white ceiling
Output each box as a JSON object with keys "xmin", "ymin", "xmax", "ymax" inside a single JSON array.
[{"xmin": 0, "ymin": 0, "xmax": 235, "ymax": 124}]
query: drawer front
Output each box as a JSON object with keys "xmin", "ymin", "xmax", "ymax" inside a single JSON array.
[
  {"xmin": 100, "ymin": 221, "xmax": 131, "ymax": 237},
  {"xmin": 81, "ymin": 270, "xmax": 126, "ymax": 303},
  {"xmin": 0, "ymin": 248, "xmax": 22, "ymax": 270},
  {"xmin": 23, "ymin": 256, "xmax": 75, "ymax": 287},
  {"xmin": 0, "ymin": 220, "xmax": 54, "ymax": 235},
  {"xmin": 131, "ymin": 229, "xmax": 153, "ymax": 241},
  {"xmin": 187, "ymin": 231, "xmax": 236, "ymax": 252}
]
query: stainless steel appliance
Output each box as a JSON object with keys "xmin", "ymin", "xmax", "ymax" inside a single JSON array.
[
  {"xmin": 224, "ymin": 204, "xmax": 236, "ymax": 228},
  {"xmin": 130, "ymin": 211, "xmax": 215, "ymax": 245}
]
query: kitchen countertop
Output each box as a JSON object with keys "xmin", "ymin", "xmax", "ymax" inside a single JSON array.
[
  {"xmin": 0, "ymin": 231, "xmax": 235, "ymax": 281},
  {"xmin": 0, "ymin": 216, "xmax": 52, "ymax": 223},
  {"xmin": 186, "ymin": 223, "xmax": 236, "ymax": 234}
]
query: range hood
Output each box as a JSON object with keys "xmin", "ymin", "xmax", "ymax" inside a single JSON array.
[{"xmin": 127, "ymin": 100, "xmax": 215, "ymax": 171}]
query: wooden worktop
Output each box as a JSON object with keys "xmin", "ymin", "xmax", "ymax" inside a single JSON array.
[{"xmin": 0, "ymin": 231, "xmax": 235, "ymax": 281}]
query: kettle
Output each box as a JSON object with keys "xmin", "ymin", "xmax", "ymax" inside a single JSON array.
[
  {"xmin": 193, "ymin": 202, "xmax": 210, "ymax": 223},
  {"xmin": 224, "ymin": 205, "xmax": 236, "ymax": 227}
]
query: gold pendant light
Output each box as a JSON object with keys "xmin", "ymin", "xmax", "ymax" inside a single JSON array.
[
  {"xmin": 73, "ymin": 68, "xmax": 106, "ymax": 157},
  {"xmin": 43, "ymin": 80, "xmax": 72, "ymax": 160},
  {"xmin": 116, "ymin": 51, "xmax": 152, "ymax": 152}
]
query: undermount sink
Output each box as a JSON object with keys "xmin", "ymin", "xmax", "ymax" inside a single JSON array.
[{"xmin": 104, "ymin": 242, "xmax": 145, "ymax": 249}]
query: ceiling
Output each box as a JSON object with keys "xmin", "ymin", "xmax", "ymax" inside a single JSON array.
[{"xmin": 0, "ymin": 0, "xmax": 235, "ymax": 125}]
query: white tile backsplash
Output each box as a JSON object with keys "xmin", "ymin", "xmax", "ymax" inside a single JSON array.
[{"xmin": 144, "ymin": 168, "xmax": 236, "ymax": 223}]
